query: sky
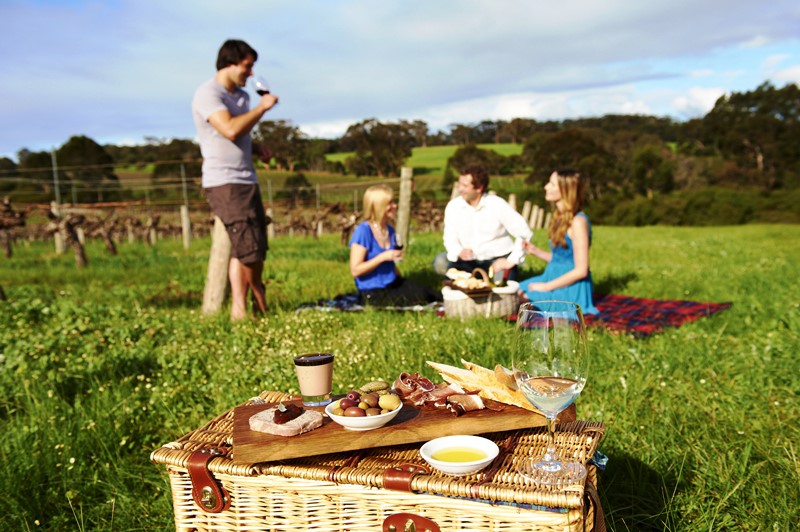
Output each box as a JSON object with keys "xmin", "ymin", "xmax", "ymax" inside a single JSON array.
[{"xmin": 1, "ymin": 0, "xmax": 799, "ymax": 162}]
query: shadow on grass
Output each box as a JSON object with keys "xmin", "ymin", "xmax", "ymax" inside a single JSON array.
[
  {"xmin": 599, "ymin": 451, "xmax": 679, "ymax": 531},
  {"xmin": 146, "ymin": 283, "xmax": 203, "ymax": 309},
  {"xmin": 594, "ymin": 273, "xmax": 638, "ymax": 295}
]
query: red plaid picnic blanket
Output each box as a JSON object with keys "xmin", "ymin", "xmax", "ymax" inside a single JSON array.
[
  {"xmin": 511, "ymin": 294, "xmax": 731, "ymax": 337},
  {"xmin": 584, "ymin": 294, "xmax": 731, "ymax": 337}
]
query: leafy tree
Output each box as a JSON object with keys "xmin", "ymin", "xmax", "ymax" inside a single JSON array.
[
  {"xmin": 630, "ymin": 145, "xmax": 675, "ymax": 196},
  {"xmin": 500, "ymin": 118, "xmax": 539, "ymax": 144},
  {"xmin": 17, "ymin": 150, "xmax": 55, "ymax": 196},
  {"xmin": 279, "ymin": 172, "xmax": 313, "ymax": 208},
  {"xmin": 304, "ymin": 138, "xmax": 341, "ymax": 172},
  {"xmin": 341, "ymin": 119, "xmax": 415, "ymax": 177},
  {"xmin": 471, "ymin": 120, "xmax": 503, "ymax": 144},
  {"xmin": 253, "ymin": 120, "xmax": 308, "ymax": 172},
  {"xmin": 522, "ymin": 128, "xmax": 618, "ymax": 197},
  {"xmin": 151, "ymin": 139, "xmax": 201, "ymax": 181},
  {"xmin": 400, "ymin": 120, "xmax": 429, "ymax": 148},
  {"xmin": 0, "ymin": 157, "xmax": 18, "ymax": 194},
  {"xmin": 697, "ymin": 82, "xmax": 800, "ymax": 189},
  {"xmin": 56, "ymin": 135, "xmax": 118, "ymax": 202},
  {"xmin": 449, "ymin": 123, "xmax": 473, "ymax": 145},
  {"xmin": 442, "ymin": 144, "xmax": 508, "ymax": 188}
]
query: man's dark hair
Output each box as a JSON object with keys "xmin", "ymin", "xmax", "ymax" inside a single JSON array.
[
  {"xmin": 460, "ymin": 165, "xmax": 489, "ymax": 192},
  {"xmin": 216, "ymin": 39, "xmax": 258, "ymax": 71}
]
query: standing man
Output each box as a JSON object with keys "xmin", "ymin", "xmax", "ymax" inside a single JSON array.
[
  {"xmin": 193, "ymin": 39, "xmax": 279, "ymax": 321},
  {"xmin": 434, "ymin": 165, "xmax": 532, "ymax": 281}
]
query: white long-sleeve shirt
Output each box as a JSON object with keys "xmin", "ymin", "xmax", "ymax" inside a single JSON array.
[{"xmin": 443, "ymin": 194, "xmax": 533, "ymax": 265}]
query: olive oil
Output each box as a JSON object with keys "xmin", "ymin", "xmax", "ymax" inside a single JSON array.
[{"xmin": 431, "ymin": 447, "xmax": 487, "ymax": 462}]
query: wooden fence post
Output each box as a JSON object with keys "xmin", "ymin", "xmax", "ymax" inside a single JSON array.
[
  {"xmin": 202, "ymin": 216, "xmax": 231, "ymax": 315},
  {"xmin": 508, "ymin": 193, "xmax": 517, "ymax": 212},
  {"xmin": 529, "ymin": 204, "xmax": 539, "ymax": 229},
  {"xmin": 521, "ymin": 200, "xmax": 532, "ymax": 222},
  {"xmin": 266, "ymin": 208, "xmax": 275, "ymax": 240},
  {"xmin": 396, "ymin": 167, "xmax": 413, "ymax": 247},
  {"xmin": 51, "ymin": 201, "xmax": 65, "ymax": 254},
  {"xmin": 180, "ymin": 205, "xmax": 191, "ymax": 249}
]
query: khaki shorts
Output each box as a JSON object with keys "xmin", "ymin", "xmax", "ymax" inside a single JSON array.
[{"xmin": 205, "ymin": 183, "xmax": 268, "ymax": 264}]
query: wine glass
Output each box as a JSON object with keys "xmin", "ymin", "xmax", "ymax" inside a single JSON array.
[
  {"xmin": 512, "ymin": 300, "xmax": 589, "ymax": 486},
  {"xmin": 252, "ymin": 75, "xmax": 271, "ymax": 96}
]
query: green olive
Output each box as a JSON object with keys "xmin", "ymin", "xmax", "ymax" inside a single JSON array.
[{"xmin": 362, "ymin": 393, "xmax": 379, "ymax": 408}]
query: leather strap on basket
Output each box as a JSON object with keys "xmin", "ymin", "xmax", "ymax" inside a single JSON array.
[
  {"xmin": 383, "ymin": 513, "xmax": 441, "ymax": 532},
  {"xmin": 584, "ymin": 480, "xmax": 607, "ymax": 532},
  {"xmin": 382, "ymin": 463, "xmax": 430, "ymax": 492},
  {"xmin": 187, "ymin": 447, "xmax": 231, "ymax": 513}
]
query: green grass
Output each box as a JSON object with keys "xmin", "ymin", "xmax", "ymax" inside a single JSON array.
[{"xmin": 1, "ymin": 225, "xmax": 798, "ymax": 530}]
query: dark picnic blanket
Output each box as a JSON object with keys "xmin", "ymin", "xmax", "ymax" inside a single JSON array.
[
  {"xmin": 581, "ymin": 294, "xmax": 732, "ymax": 337},
  {"xmin": 296, "ymin": 292, "xmax": 442, "ymax": 313},
  {"xmin": 298, "ymin": 292, "xmax": 732, "ymax": 338}
]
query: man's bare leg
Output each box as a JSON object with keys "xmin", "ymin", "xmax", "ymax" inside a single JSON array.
[
  {"xmin": 228, "ymin": 258, "xmax": 248, "ymax": 321},
  {"xmin": 229, "ymin": 258, "xmax": 267, "ymax": 321},
  {"xmin": 243, "ymin": 260, "xmax": 267, "ymax": 315}
]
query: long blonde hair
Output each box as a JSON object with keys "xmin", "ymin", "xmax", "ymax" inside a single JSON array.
[
  {"xmin": 362, "ymin": 185, "xmax": 394, "ymax": 225},
  {"xmin": 549, "ymin": 168, "xmax": 586, "ymax": 248}
]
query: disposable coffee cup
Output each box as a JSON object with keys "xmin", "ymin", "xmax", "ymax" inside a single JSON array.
[{"xmin": 293, "ymin": 353, "xmax": 334, "ymax": 406}]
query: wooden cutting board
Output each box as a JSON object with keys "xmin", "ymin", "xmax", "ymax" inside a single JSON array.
[{"xmin": 232, "ymin": 399, "xmax": 575, "ymax": 464}]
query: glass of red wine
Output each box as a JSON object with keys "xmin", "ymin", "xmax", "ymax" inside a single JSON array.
[{"xmin": 252, "ymin": 76, "xmax": 270, "ymax": 96}]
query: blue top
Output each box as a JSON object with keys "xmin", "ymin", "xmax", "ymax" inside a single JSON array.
[
  {"xmin": 349, "ymin": 221, "xmax": 398, "ymax": 291},
  {"xmin": 519, "ymin": 212, "xmax": 599, "ymax": 315}
]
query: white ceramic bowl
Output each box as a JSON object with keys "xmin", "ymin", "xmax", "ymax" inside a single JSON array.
[
  {"xmin": 325, "ymin": 402, "xmax": 402, "ymax": 431},
  {"xmin": 420, "ymin": 435, "xmax": 499, "ymax": 476},
  {"xmin": 492, "ymin": 280, "xmax": 519, "ymax": 294}
]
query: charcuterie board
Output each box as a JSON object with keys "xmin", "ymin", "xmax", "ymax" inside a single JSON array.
[{"xmin": 231, "ymin": 399, "xmax": 575, "ymax": 464}]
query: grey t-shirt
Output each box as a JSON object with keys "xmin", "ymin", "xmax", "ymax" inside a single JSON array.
[{"xmin": 192, "ymin": 78, "xmax": 257, "ymax": 188}]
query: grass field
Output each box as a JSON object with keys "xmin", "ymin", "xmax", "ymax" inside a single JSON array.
[{"xmin": 1, "ymin": 224, "xmax": 798, "ymax": 530}]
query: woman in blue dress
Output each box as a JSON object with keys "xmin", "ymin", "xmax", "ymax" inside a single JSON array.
[
  {"xmin": 349, "ymin": 185, "xmax": 439, "ymax": 306},
  {"xmin": 519, "ymin": 168, "xmax": 599, "ymax": 315}
]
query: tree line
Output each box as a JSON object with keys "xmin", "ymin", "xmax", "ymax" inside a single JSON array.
[{"xmin": 1, "ymin": 81, "xmax": 798, "ymax": 224}]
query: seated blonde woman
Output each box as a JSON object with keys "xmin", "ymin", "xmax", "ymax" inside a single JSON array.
[{"xmin": 349, "ymin": 185, "xmax": 439, "ymax": 306}]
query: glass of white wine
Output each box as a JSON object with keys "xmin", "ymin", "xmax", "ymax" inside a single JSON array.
[{"xmin": 512, "ymin": 300, "xmax": 589, "ymax": 486}]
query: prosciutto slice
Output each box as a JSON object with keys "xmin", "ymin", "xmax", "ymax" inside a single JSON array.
[
  {"xmin": 393, "ymin": 373, "xmax": 464, "ymax": 406},
  {"xmin": 446, "ymin": 394, "xmax": 486, "ymax": 417}
]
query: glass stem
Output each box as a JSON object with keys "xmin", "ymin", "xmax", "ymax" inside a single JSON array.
[{"xmin": 543, "ymin": 415, "xmax": 559, "ymax": 463}]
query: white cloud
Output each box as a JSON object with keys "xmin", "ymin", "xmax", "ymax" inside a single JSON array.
[
  {"xmin": 741, "ymin": 36, "xmax": 772, "ymax": 48},
  {"xmin": 673, "ymin": 87, "xmax": 726, "ymax": 118},
  {"xmin": 771, "ymin": 65, "xmax": 800, "ymax": 84}
]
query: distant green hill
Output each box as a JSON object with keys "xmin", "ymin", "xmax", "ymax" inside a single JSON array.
[{"xmin": 327, "ymin": 143, "xmax": 523, "ymax": 177}]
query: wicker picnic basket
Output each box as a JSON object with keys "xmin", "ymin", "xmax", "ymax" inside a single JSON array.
[
  {"xmin": 151, "ymin": 391, "xmax": 606, "ymax": 532},
  {"xmin": 443, "ymin": 269, "xmax": 520, "ymax": 319}
]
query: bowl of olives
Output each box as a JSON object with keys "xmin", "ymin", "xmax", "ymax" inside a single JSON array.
[{"xmin": 325, "ymin": 390, "xmax": 403, "ymax": 431}]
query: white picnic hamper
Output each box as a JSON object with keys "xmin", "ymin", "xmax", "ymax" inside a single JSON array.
[{"xmin": 442, "ymin": 269, "xmax": 520, "ymax": 319}]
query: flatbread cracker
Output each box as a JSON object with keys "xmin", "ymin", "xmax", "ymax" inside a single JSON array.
[{"xmin": 426, "ymin": 360, "xmax": 539, "ymax": 413}]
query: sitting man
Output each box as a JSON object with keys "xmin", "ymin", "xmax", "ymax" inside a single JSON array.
[{"xmin": 433, "ymin": 165, "xmax": 532, "ymax": 281}]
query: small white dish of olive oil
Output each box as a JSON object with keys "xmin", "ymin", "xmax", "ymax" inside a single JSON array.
[{"xmin": 420, "ymin": 435, "xmax": 499, "ymax": 476}]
